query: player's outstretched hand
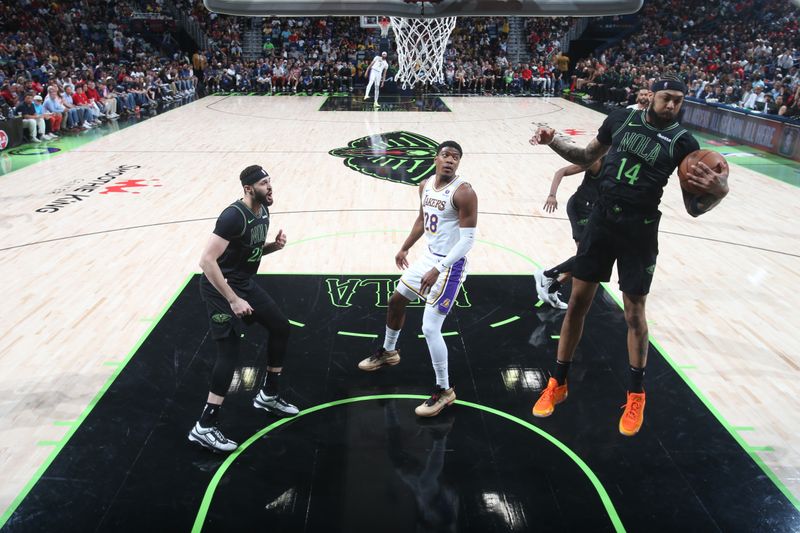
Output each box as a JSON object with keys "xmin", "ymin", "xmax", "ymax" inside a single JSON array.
[
  {"xmin": 395, "ymin": 249, "xmax": 409, "ymax": 270},
  {"xmin": 687, "ymin": 161, "xmax": 729, "ymax": 197},
  {"xmin": 543, "ymin": 195, "xmax": 558, "ymax": 213},
  {"xmin": 530, "ymin": 126, "xmax": 555, "ymax": 146},
  {"xmin": 419, "ymin": 268, "xmax": 440, "ymax": 295},
  {"xmin": 230, "ymin": 297, "xmax": 254, "ymax": 317},
  {"xmin": 273, "ymin": 229, "xmax": 287, "ymax": 249}
]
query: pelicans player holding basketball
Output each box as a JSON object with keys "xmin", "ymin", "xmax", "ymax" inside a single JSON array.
[
  {"xmin": 357, "ymin": 141, "xmax": 477, "ymax": 418},
  {"xmin": 529, "ymin": 76, "xmax": 729, "ymax": 436}
]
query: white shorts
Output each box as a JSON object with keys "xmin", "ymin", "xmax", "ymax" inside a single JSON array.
[{"xmin": 396, "ymin": 251, "xmax": 468, "ymax": 315}]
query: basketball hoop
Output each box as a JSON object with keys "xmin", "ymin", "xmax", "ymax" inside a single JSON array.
[
  {"xmin": 389, "ymin": 1, "xmax": 455, "ymax": 89},
  {"xmin": 378, "ymin": 16, "xmax": 390, "ymax": 38}
]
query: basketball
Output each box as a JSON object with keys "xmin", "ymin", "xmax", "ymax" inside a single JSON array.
[{"xmin": 677, "ymin": 150, "xmax": 729, "ymax": 195}]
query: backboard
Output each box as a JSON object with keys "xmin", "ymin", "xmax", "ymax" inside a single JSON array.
[{"xmin": 203, "ymin": 0, "xmax": 644, "ymax": 17}]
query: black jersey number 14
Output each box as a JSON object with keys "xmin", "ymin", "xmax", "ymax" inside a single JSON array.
[{"xmin": 614, "ymin": 157, "xmax": 641, "ymax": 185}]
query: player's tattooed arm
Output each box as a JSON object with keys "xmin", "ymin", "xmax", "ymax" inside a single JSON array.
[
  {"xmin": 530, "ymin": 127, "xmax": 609, "ymax": 166},
  {"xmin": 682, "ymin": 161, "xmax": 730, "ymax": 217},
  {"xmin": 549, "ymin": 137, "xmax": 610, "ymax": 167}
]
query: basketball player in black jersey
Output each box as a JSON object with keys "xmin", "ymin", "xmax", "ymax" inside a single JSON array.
[
  {"xmin": 188, "ymin": 165, "xmax": 299, "ymax": 453},
  {"xmin": 534, "ymin": 156, "xmax": 605, "ymax": 309},
  {"xmin": 529, "ymin": 76, "xmax": 729, "ymax": 436}
]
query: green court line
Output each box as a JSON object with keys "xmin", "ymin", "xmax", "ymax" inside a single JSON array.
[
  {"xmin": 599, "ymin": 282, "xmax": 800, "ymax": 510},
  {"xmin": 535, "ymin": 299, "xmax": 545, "ymax": 308},
  {"xmin": 36, "ymin": 441, "xmax": 61, "ymax": 447},
  {"xmin": 490, "ymin": 315, "xmax": 521, "ymax": 328},
  {"xmin": 52, "ymin": 421, "xmax": 76, "ymax": 427},
  {"xmin": 550, "ymin": 335, "xmax": 560, "ymax": 340},
  {"xmin": 103, "ymin": 361, "xmax": 122, "ymax": 367},
  {"xmin": 733, "ymin": 426, "xmax": 755, "ymax": 432},
  {"xmin": 0, "ymin": 272, "xmax": 195, "ymax": 529},
  {"xmin": 337, "ymin": 331, "xmax": 378, "ymax": 338},
  {"xmin": 190, "ymin": 395, "xmax": 625, "ymax": 533},
  {"xmin": 288, "ymin": 319, "xmax": 305, "ymax": 328},
  {"xmin": 417, "ymin": 331, "xmax": 459, "ymax": 338}
]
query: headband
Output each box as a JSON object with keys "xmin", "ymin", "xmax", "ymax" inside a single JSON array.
[
  {"xmin": 241, "ymin": 166, "xmax": 268, "ymax": 186},
  {"xmin": 652, "ymin": 78, "xmax": 687, "ymax": 95}
]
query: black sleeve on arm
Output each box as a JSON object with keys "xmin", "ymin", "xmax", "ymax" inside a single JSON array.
[
  {"xmin": 596, "ymin": 108, "xmax": 629, "ymax": 145},
  {"xmin": 212, "ymin": 206, "xmax": 246, "ymax": 241}
]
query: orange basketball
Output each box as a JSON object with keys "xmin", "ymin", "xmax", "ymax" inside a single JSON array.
[{"xmin": 677, "ymin": 150, "xmax": 729, "ymax": 195}]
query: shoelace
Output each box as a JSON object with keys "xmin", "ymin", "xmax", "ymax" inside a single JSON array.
[
  {"xmin": 539, "ymin": 385, "xmax": 556, "ymax": 403},
  {"xmin": 622, "ymin": 395, "xmax": 643, "ymax": 420},
  {"xmin": 368, "ymin": 349, "xmax": 385, "ymax": 362},
  {"xmin": 210, "ymin": 427, "xmax": 228, "ymax": 443},
  {"xmin": 426, "ymin": 389, "xmax": 444, "ymax": 406}
]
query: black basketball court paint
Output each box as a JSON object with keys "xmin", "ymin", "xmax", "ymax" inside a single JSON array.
[
  {"xmin": 319, "ymin": 95, "xmax": 450, "ymax": 112},
  {"xmin": 1, "ymin": 274, "xmax": 798, "ymax": 532}
]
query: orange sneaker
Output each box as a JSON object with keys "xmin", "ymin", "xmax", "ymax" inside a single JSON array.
[
  {"xmin": 532, "ymin": 377, "xmax": 568, "ymax": 417},
  {"xmin": 619, "ymin": 391, "xmax": 646, "ymax": 437}
]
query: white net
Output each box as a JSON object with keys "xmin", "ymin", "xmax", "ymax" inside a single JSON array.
[{"xmin": 389, "ymin": 16, "xmax": 456, "ymax": 89}]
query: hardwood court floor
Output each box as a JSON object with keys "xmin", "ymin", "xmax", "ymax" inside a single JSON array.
[{"xmin": 0, "ymin": 95, "xmax": 798, "ymax": 521}]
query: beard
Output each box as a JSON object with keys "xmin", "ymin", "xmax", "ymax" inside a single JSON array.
[
  {"xmin": 647, "ymin": 103, "xmax": 676, "ymax": 129},
  {"xmin": 253, "ymin": 188, "xmax": 272, "ymax": 206}
]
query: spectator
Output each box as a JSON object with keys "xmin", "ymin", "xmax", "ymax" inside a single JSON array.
[
  {"xmin": 33, "ymin": 94, "xmax": 59, "ymax": 140},
  {"xmin": 15, "ymin": 92, "xmax": 45, "ymax": 142}
]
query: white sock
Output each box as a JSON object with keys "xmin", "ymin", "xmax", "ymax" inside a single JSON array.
[
  {"xmin": 422, "ymin": 306, "xmax": 449, "ymax": 390},
  {"xmin": 383, "ymin": 326, "xmax": 400, "ymax": 352}
]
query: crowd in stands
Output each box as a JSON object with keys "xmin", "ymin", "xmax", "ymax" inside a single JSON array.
[
  {"xmin": 176, "ymin": 0, "xmax": 574, "ymax": 96},
  {"xmin": 572, "ymin": 0, "xmax": 799, "ymax": 119},
  {"xmin": 2, "ymin": 0, "xmax": 797, "ymax": 147},
  {"xmin": 0, "ymin": 0, "xmax": 197, "ymax": 143}
]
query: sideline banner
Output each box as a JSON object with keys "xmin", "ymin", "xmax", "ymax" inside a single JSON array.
[
  {"xmin": 0, "ymin": 118, "xmax": 24, "ymax": 151},
  {"xmin": 682, "ymin": 100, "xmax": 800, "ymax": 161}
]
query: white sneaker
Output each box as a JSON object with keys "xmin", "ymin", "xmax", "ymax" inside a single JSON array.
[
  {"xmin": 188, "ymin": 422, "xmax": 238, "ymax": 453},
  {"xmin": 253, "ymin": 391, "xmax": 299, "ymax": 416},
  {"xmin": 82, "ymin": 121, "xmax": 93, "ymax": 129},
  {"xmin": 30, "ymin": 136, "xmax": 41, "ymax": 143},
  {"xmin": 534, "ymin": 269, "xmax": 567, "ymax": 309}
]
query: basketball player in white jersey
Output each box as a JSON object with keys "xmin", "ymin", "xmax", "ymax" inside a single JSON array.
[
  {"xmin": 357, "ymin": 141, "xmax": 478, "ymax": 417},
  {"xmin": 364, "ymin": 51, "xmax": 389, "ymax": 107}
]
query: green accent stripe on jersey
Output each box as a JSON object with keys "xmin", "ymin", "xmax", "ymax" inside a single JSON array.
[
  {"xmin": 669, "ymin": 129, "xmax": 688, "ymax": 159},
  {"xmin": 612, "ymin": 108, "xmax": 639, "ymax": 139}
]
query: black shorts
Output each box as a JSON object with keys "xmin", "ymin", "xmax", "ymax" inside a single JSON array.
[
  {"xmin": 566, "ymin": 194, "xmax": 595, "ymax": 242},
  {"xmin": 200, "ymin": 276, "xmax": 286, "ymax": 340},
  {"xmin": 571, "ymin": 204, "xmax": 661, "ymax": 295}
]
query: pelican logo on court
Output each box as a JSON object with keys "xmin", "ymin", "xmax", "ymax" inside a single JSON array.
[
  {"xmin": 0, "ymin": 130, "xmax": 8, "ymax": 150},
  {"xmin": 8, "ymin": 146, "xmax": 61, "ymax": 156},
  {"xmin": 329, "ymin": 131, "xmax": 438, "ymax": 186},
  {"xmin": 100, "ymin": 178, "xmax": 162, "ymax": 194},
  {"xmin": 211, "ymin": 313, "xmax": 232, "ymax": 323}
]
